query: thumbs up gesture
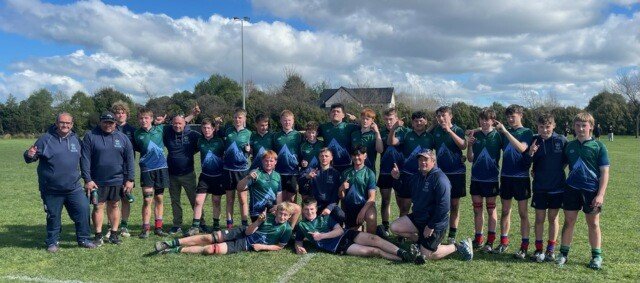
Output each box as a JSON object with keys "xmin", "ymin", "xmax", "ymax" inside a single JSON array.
[
  {"xmin": 391, "ymin": 163, "xmax": 400, "ymax": 179},
  {"xmin": 27, "ymin": 145, "xmax": 38, "ymax": 158},
  {"xmin": 529, "ymin": 139, "xmax": 539, "ymax": 157}
]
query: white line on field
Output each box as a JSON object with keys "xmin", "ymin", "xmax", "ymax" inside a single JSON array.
[
  {"xmin": 2, "ymin": 275, "xmax": 89, "ymax": 283},
  {"xmin": 277, "ymin": 253, "xmax": 315, "ymax": 283}
]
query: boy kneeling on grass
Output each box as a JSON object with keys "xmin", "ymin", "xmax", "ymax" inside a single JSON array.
[
  {"xmin": 154, "ymin": 202, "xmax": 297, "ymax": 255},
  {"xmin": 294, "ymin": 198, "xmax": 418, "ymax": 263}
]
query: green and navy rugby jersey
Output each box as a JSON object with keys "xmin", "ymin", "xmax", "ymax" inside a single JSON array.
[
  {"xmin": 250, "ymin": 131, "xmax": 274, "ymax": 170},
  {"xmin": 247, "ymin": 169, "xmax": 282, "ymax": 216},
  {"xmin": 398, "ymin": 130, "xmax": 435, "ymax": 174},
  {"xmin": 198, "ymin": 136, "xmax": 225, "ymax": 177},
  {"xmin": 295, "ymin": 214, "xmax": 342, "ymax": 253},
  {"xmin": 273, "ymin": 130, "xmax": 303, "ymax": 175},
  {"xmin": 246, "ymin": 214, "xmax": 292, "ymax": 246},
  {"xmin": 300, "ymin": 139, "xmax": 324, "ymax": 173},
  {"xmin": 341, "ymin": 166, "xmax": 377, "ymax": 208},
  {"xmin": 222, "ymin": 126, "xmax": 251, "ymax": 171},
  {"xmin": 500, "ymin": 127, "xmax": 534, "ymax": 178},
  {"xmin": 379, "ymin": 126, "xmax": 409, "ymax": 175},
  {"xmin": 351, "ymin": 129, "xmax": 379, "ymax": 171},
  {"xmin": 565, "ymin": 138, "xmax": 609, "ymax": 192},
  {"xmin": 470, "ymin": 129, "xmax": 503, "ymax": 182},
  {"xmin": 431, "ymin": 125, "xmax": 466, "ymax": 175},
  {"xmin": 134, "ymin": 125, "xmax": 168, "ymax": 172},
  {"xmin": 318, "ymin": 122, "xmax": 360, "ymax": 167}
]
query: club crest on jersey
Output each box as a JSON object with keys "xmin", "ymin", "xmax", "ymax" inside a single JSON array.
[
  {"xmin": 326, "ymin": 175, "xmax": 334, "ymax": 183},
  {"xmin": 569, "ymin": 149, "xmax": 575, "ymax": 153},
  {"xmin": 554, "ymin": 142, "xmax": 563, "ymax": 152},
  {"xmin": 114, "ymin": 139, "xmax": 123, "ymax": 148},
  {"xmin": 436, "ymin": 133, "xmax": 441, "ymax": 137},
  {"xmin": 423, "ymin": 182, "xmax": 430, "ymax": 192},
  {"xmin": 70, "ymin": 143, "xmax": 78, "ymax": 152}
]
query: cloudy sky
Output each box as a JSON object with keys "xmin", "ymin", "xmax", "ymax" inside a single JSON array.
[{"xmin": 0, "ymin": 0, "xmax": 638, "ymax": 106}]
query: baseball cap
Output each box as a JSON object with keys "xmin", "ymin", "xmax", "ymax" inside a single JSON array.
[{"xmin": 100, "ymin": 111, "xmax": 116, "ymax": 122}]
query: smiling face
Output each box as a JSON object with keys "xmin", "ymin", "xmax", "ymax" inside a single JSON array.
[
  {"xmin": 100, "ymin": 120, "xmax": 116, "ymax": 134},
  {"xmin": 330, "ymin": 107, "xmax": 345, "ymax": 123},
  {"xmin": 479, "ymin": 118, "xmax": 493, "ymax": 131},
  {"xmin": 305, "ymin": 129, "xmax": 317, "ymax": 142},
  {"xmin": 506, "ymin": 113, "xmax": 523, "ymax": 127},
  {"xmin": 275, "ymin": 208, "xmax": 293, "ymax": 224},
  {"xmin": 537, "ymin": 123, "xmax": 555, "ymax": 139},
  {"xmin": 301, "ymin": 202, "xmax": 318, "ymax": 221},
  {"xmin": 256, "ymin": 120, "xmax": 269, "ymax": 135},
  {"xmin": 418, "ymin": 154, "xmax": 436, "ymax": 174},
  {"xmin": 360, "ymin": 115, "xmax": 374, "ymax": 128},
  {"xmin": 319, "ymin": 150, "xmax": 333, "ymax": 167},
  {"xmin": 172, "ymin": 116, "xmax": 186, "ymax": 133},
  {"xmin": 56, "ymin": 114, "xmax": 73, "ymax": 136},
  {"xmin": 412, "ymin": 117, "xmax": 427, "ymax": 132},
  {"xmin": 262, "ymin": 156, "xmax": 277, "ymax": 172},
  {"xmin": 234, "ymin": 113, "xmax": 246, "ymax": 128},
  {"xmin": 201, "ymin": 123, "xmax": 215, "ymax": 139},
  {"xmin": 139, "ymin": 114, "xmax": 153, "ymax": 130},
  {"xmin": 436, "ymin": 111, "xmax": 452, "ymax": 127},
  {"xmin": 351, "ymin": 152, "xmax": 366, "ymax": 167},
  {"xmin": 280, "ymin": 115, "xmax": 294, "ymax": 131}
]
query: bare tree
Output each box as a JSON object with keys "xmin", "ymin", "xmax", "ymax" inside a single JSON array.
[
  {"xmin": 520, "ymin": 87, "xmax": 542, "ymax": 109},
  {"xmin": 609, "ymin": 71, "xmax": 640, "ymax": 138}
]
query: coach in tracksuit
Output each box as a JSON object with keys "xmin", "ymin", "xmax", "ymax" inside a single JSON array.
[
  {"xmin": 24, "ymin": 113, "xmax": 96, "ymax": 252},
  {"xmin": 390, "ymin": 150, "xmax": 473, "ymax": 262},
  {"xmin": 81, "ymin": 112, "xmax": 135, "ymax": 245}
]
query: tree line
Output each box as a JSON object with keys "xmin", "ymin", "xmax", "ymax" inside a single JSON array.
[{"xmin": 1, "ymin": 72, "xmax": 638, "ymax": 138}]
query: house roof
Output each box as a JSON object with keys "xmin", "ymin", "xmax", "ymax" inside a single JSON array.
[{"xmin": 319, "ymin": 86, "xmax": 394, "ymax": 106}]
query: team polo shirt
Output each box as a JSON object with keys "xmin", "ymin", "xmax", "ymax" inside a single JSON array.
[
  {"xmin": 247, "ymin": 169, "xmax": 282, "ymax": 216},
  {"xmin": 222, "ymin": 126, "xmax": 251, "ymax": 171},
  {"xmin": 246, "ymin": 214, "xmax": 292, "ymax": 247},
  {"xmin": 398, "ymin": 130, "xmax": 435, "ymax": 174},
  {"xmin": 470, "ymin": 129, "xmax": 503, "ymax": 182},
  {"xmin": 198, "ymin": 136, "xmax": 225, "ymax": 177},
  {"xmin": 351, "ymin": 129, "xmax": 379, "ymax": 170},
  {"xmin": 525, "ymin": 133, "xmax": 568, "ymax": 193},
  {"xmin": 379, "ymin": 126, "xmax": 409, "ymax": 175},
  {"xmin": 318, "ymin": 122, "xmax": 360, "ymax": 167},
  {"xmin": 295, "ymin": 215, "xmax": 341, "ymax": 253},
  {"xmin": 431, "ymin": 125, "xmax": 466, "ymax": 175},
  {"xmin": 300, "ymin": 140, "xmax": 324, "ymax": 172},
  {"xmin": 134, "ymin": 125, "xmax": 168, "ymax": 172},
  {"xmin": 565, "ymin": 138, "xmax": 610, "ymax": 192},
  {"xmin": 500, "ymin": 127, "xmax": 534, "ymax": 178},
  {"xmin": 250, "ymin": 131, "xmax": 274, "ymax": 170},
  {"xmin": 273, "ymin": 130, "xmax": 302, "ymax": 175},
  {"xmin": 341, "ymin": 166, "xmax": 377, "ymax": 208}
]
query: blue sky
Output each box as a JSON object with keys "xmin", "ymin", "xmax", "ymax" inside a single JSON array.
[{"xmin": 0, "ymin": 0, "xmax": 638, "ymax": 107}]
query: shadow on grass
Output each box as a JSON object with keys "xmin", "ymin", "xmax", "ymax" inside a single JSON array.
[{"xmin": 0, "ymin": 224, "xmax": 87, "ymax": 249}]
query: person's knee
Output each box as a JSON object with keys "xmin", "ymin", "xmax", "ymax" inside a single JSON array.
[
  {"xmin": 586, "ymin": 217, "xmax": 600, "ymax": 230},
  {"xmin": 212, "ymin": 197, "xmax": 221, "ymax": 206},
  {"xmin": 390, "ymin": 221, "xmax": 401, "ymax": 234},
  {"xmin": 202, "ymin": 244, "xmax": 217, "ymax": 255},
  {"xmin": 472, "ymin": 201, "xmax": 483, "ymax": 214}
]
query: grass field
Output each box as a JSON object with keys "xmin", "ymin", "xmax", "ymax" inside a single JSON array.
[{"xmin": 0, "ymin": 137, "xmax": 638, "ymax": 282}]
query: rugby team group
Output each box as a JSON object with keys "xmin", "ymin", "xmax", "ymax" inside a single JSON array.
[{"xmin": 24, "ymin": 101, "xmax": 609, "ymax": 269}]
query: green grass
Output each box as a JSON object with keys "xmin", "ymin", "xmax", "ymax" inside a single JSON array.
[{"xmin": 0, "ymin": 137, "xmax": 638, "ymax": 282}]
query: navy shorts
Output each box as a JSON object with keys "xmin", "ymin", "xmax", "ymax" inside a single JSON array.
[
  {"xmin": 377, "ymin": 174, "xmax": 395, "ymax": 189},
  {"xmin": 446, "ymin": 174, "xmax": 467, "ymax": 199},
  {"xmin": 343, "ymin": 203, "xmax": 371, "ymax": 229},
  {"xmin": 140, "ymin": 168, "xmax": 169, "ymax": 193},
  {"xmin": 224, "ymin": 170, "xmax": 248, "ymax": 191},
  {"xmin": 408, "ymin": 213, "xmax": 445, "ymax": 252},
  {"xmin": 470, "ymin": 181, "xmax": 499, "ymax": 197},
  {"xmin": 562, "ymin": 187, "xmax": 600, "ymax": 214},
  {"xmin": 281, "ymin": 175, "xmax": 299, "ymax": 194},
  {"xmin": 500, "ymin": 176, "xmax": 531, "ymax": 201},
  {"xmin": 531, "ymin": 191, "xmax": 563, "ymax": 210},
  {"xmin": 335, "ymin": 230, "xmax": 360, "ymax": 254},
  {"xmin": 221, "ymin": 227, "xmax": 249, "ymax": 254},
  {"xmin": 97, "ymin": 186, "xmax": 121, "ymax": 203},
  {"xmin": 197, "ymin": 174, "xmax": 225, "ymax": 196},
  {"xmin": 393, "ymin": 173, "xmax": 413, "ymax": 199}
]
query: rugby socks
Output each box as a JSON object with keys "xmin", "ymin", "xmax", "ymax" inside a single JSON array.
[
  {"xmin": 448, "ymin": 227, "xmax": 457, "ymax": 239},
  {"xmin": 241, "ymin": 220, "xmax": 249, "ymax": 227},
  {"xmin": 142, "ymin": 223, "xmax": 150, "ymax": 232},
  {"xmin": 560, "ymin": 245, "xmax": 570, "ymax": 257},
  {"xmin": 155, "ymin": 219, "xmax": 163, "ymax": 229},
  {"xmin": 95, "ymin": 232, "xmax": 103, "ymax": 239},
  {"xmin": 591, "ymin": 248, "xmax": 602, "ymax": 259},
  {"xmin": 474, "ymin": 233, "xmax": 484, "ymax": 245},
  {"xmin": 546, "ymin": 240, "xmax": 556, "ymax": 252},
  {"xmin": 191, "ymin": 219, "xmax": 201, "ymax": 228},
  {"xmin": 169, "ymin": 238, "xmax": 180, "ymax": 247},
  {"xmin": 382, "ymin": 221, "xmax": 390, "ymax": 231},
  {"xmin": 120, "ymin": 220, "xmax": 128, "ymax": 229},
  {"xmin": 487, "ymin": 231, "xmax": 496, "ymax": 245},
  {"xmin": 500, "ymin": 234, "xmax": 509, "ymax": 246},
  {"xmin": 535, "ymin": 240, "xmax": 544, "ymax": 252},
  {"xmin": 226, "ymin": 219, "xmax": 233, "ymax": 229},
  {"xmin": 520, "ymin": 238, "xmax": 529, "ymax": 251},
  {"xmin": 213, "ymin": 218, "xmax": 220, "ymax": 230}
]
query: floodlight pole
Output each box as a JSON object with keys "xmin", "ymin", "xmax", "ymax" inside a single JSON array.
[{"xmin": 233, "ymin": 16, "xmax": 250, "ymax": 110}]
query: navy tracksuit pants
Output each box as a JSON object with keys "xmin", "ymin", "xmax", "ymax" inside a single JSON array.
[{"xmin": 41, "ymin": 189, "xmax": 92, "ymax": 246}]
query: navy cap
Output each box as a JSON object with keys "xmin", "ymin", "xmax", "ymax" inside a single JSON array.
[{"xmin": 100, "ymin": 111, "xmax": 116, "ymax": 122}]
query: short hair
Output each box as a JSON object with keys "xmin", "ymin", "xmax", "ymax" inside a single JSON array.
[
  {"xmin": 436, "ymin": 106, "xmax": 452, "ymax": 115},
  {"xmin": 418, "ymin": 149, "xmax": 437, "ymax": 164},
  {"xmin": 411, "ymin": 111, "xmax": 427, "ymax": 120},
  {"xmin": 262, "ymin": 150, "xmax": 277, "ymax": 160},
  {"xmin": 360, "ymin": 108, "xmax": 376, "ymax": 119},
  {"xmin": 276, "ymin": 202, "xmax": 297, "ymax": 214},
  {"xmin": 536, "ymin": 113, "xmax": 555, "ymax": 125},
  {"xmin": 201, "ymin": 118, "xmax": 214, "ymax": 127},
  {"xmin": 111, "ymin": 101, "xmax": 130, "ymax": 114},
  {"xmin": 234, "ymin": 108, "xmax": 247, "ymax": 116},
  {"xmin": 319, "ymin": 147, "xmax": 332, "ymax": 156},
  {"xmin": 505, "ymin": 104, "xmax": 524, "ymax": 116},
  {"xmin": 350, "ymin": 145, "xmax": 367, "ymax": 156},
  {"xmin": 479, "ymin": 108, "xmax": 496, "ymax": 120},
  {"xmin": 57, "ymin": 112, "xmax": 73, "ymax": 123},
  {"xmin": 383, "ymin": 108, "xmax": 397, "ymax": 116},
  {"xmin": 280, "ymin": 109, "xmax": 294, "ymax": 118},
  {"xmin": 301, "ymin": 197, "xmax": 318, "ymax": 208},
  {"xmin": 254, "ymin": 113, "xmax": 269, "ymax": 124},
  {"xmin": 138, "ymin": 107, "xmax": 154, "ymax": 118},
  {"xmin": 330, "ymin": 103, "xmax": 345, "ymax": 112},
  {"xmin": 305, "ymin": 121, "xmax": 319, "ymax": 132},
  {"xmin": 573, "ymin": 112, "xmax": 594, "ymax": 126}
]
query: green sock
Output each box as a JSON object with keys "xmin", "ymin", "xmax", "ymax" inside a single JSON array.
[
  {"xmin": 169, "ymin": 246, "xmax": 182, "ymax": 253},
  {"xmin": 591, "ymin": 248, "xmax": 602, "ymax": 259},
  {"xmin": 213, "ymin": 218, "xmax": 220, "ymax": 226},
  {"xmin": 448, "ymin": 228, "xmax": 457, "ymax": 239},
  {"xmin": 560, "ymin": 245, "xmax": 570, "ymax": 257},
  {"xmin": 120, "ymin": 220, "xmax": 128, "ymax": 228},
  {"xmin": 171, "ymin": 238, "xmax": 180, "ymax": 247},
  {"xmin": 192, "ymin": 219, "xmax": 200, "ymax": 228}
]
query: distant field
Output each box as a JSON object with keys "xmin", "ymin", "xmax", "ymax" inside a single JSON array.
[{"xmin": 0, "ymin": 137, "xmax": 638, "ymax": 282}]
